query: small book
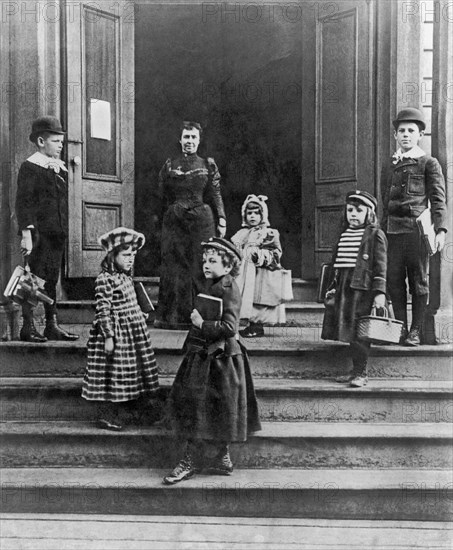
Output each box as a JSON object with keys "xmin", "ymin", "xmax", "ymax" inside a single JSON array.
[
  {"xmin": 416, "ymin": 208, "xmax": 436, "ymax": 256},
  {"xmin": 194, "ymin": 293, "xmax": 223, "ymax": 321},
  {"xmin": 317, "ymin": 263, "xmax": 333, "ymax": 303},
  {"xmin": 134, "ymin": 282, "xmax": 155, "ymax": 313}
]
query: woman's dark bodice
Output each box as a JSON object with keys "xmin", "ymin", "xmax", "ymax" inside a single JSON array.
[{"xmin": 158, "ymin": 153, "xmax": 225, "ymax": 219}]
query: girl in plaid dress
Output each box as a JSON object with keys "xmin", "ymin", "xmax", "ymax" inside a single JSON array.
[{"xmin": 82, "ymin": 227, "xmax": 159, "ymax": 430}]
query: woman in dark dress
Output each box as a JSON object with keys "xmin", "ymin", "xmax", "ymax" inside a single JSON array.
[{"xmin": 154, "ymin": 122, "xmax": 227, "ymax": 329}]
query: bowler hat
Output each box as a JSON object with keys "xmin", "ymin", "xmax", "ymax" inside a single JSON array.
[
  {"xmin": 346, "ymin": 190, "xmax": 377, "ymax": 211},
  {"xmin": 201, "ymin": 237, "xmax": 242, "ymax": 262},
  {"xmin": 98, "ymin": 227, "xmax": 145, "ymax": 252},
  {"xmin": 392, "ymin": 108, "xmax": 426, "ymax": 131},
  {"xmin": 29, "ymin": 116, "xmax": 65, "ymax": 142}
]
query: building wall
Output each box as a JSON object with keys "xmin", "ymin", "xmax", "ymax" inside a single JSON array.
[{"xmin": 0, "ymin": 1, "xmax": 451, "ymax": 316}]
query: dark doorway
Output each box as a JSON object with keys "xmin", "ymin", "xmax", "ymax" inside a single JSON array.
[{"xmin": 134, "ymin": 2, "xmax": 303, "ymax": 277}]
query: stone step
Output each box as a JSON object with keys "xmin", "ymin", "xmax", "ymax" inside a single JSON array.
[
  {"xmin": 55, "ymin": 300, "xmax": 327, "ymax": 327},
  {"xmin": 1, "ymin": 377, "xmax": 452, "ymax": 423},
  {"xmin": 1, "ymin": 421, "xmax": 451, "ymax": 470},
  {"xmin": 1, "ymin": 468, "xmax": 451, "ymax": 520},
  {"xmin": 1, "ymin": 327, "xmax": 452, "ymax": 380},
  {"xmin": 20, "ymin": 300, "xmax": 453, "ymax": 343},
  {"xmin": 134, "ymin": 277, "xmax": 319, "ymax": 304},
  {"xmin": 2, "ymin": 515, "xmax": 452, "ymax": 550}
]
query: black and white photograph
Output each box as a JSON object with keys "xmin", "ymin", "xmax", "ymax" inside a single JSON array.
[{"xmin": 0, "ymin": 0, "xmax": 452, "ymax": 548}]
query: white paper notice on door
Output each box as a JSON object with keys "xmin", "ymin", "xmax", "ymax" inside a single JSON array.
[{"xmin": 90, "ymin": 99, "xmax": 111, "ymax": 141}]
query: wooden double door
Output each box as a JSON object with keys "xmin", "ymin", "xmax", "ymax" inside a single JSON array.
[{"xmin": 63, "ymin": 0, "xmax": 379, "ymax": 280}]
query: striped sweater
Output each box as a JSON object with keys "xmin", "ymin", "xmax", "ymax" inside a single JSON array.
[{"xmin": 333, "ymin": 227, "xmax": 365, "ymax": 268}]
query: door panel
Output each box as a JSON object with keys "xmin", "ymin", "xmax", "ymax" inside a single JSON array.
[
  {"xmin": 65, "ymin": 0, "xmax": 134, "ymax": 277},
  {"xmin": 302, "ymin": 0, "xmax": 375, "ymax": 278}
]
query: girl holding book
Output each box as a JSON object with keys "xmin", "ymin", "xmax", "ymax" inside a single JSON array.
[
  {"xmin": 82, "ymin": 227, "xmax": 159, "ymax": 430},
  {"xmin": 163, "ymin": 237, "xmax": 261, "ymax": 484}
]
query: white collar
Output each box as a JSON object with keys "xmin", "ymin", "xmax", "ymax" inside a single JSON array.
[
  {"xmin": 392, "ymin": 145, "xmax": 425, "ymax": 164},
  {"xmin": 27, "ymin": 152, "xmax": 67, "ymax": 173}
]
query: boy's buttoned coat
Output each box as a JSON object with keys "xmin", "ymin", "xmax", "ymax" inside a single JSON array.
[
  {"xmin": 381, "ymin": 155, "xmax": 447, "ymax": 234},
  {"xmin": 16, "ymin": 160, "xmax": 68, "ymax": 235}
]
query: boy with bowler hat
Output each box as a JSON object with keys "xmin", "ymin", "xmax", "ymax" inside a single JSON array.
[
  {"xmin": 15, "ymin": 115, "xmax": 78, "ymax": 342},
  {"xmin": 381, "ymin": 108, "xmax": 447, "ymax": 345}
]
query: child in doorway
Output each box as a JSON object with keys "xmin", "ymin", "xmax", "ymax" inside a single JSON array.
[
  {"xmin": 381, "ymin": 108, "xmax": 447, "ymax": 345},
  {"xmin": 231, "ymin": 194, "xmax": 286, "ymax": 338},
  {"xmin": 163, "ymin": 237, "xmax": 261, "ymax": 484},
  {"xmin": 82, "ymin": 227, "xmax": 159, "ymax": 430},
  {"xmin": 321, "ymin": 191, "xmax": 387, "ymax": 387}
]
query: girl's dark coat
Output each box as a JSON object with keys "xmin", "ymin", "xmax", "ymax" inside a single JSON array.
[
  {"xmin": 328, "ymin": 224, "xmax": 387, "ymax": 294},
  {"xmin": 168, "ymin": 273, "xmax": 261, "ymax": 442},
  {"xmin": 322, "ymin": 223, "xmax": 388, "ymax": 342}
]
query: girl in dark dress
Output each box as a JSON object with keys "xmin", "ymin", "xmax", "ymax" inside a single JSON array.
[
  {"xmin": 163, "ymin": 238, "xmax": 261, "ymax": 485},
  {"xmin": 155, "ymin": 122, "xmax": 227, "ymax": 329},
  {"xmin": 321, "ymin": 191, "xmax": 388, "ymax": 387}
]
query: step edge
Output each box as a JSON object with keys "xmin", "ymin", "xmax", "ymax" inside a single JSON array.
[
  {"xmin": 1, "ymin": 341, "xmax": 451, "ymax": 356},
  {"xmin": 1, "ymin": 376, "xmax": 452, "ymax": 394},
  {"xmin": 1, "ymin": 420, "xmax": 452, "ymax": 439},
  {"xmin": 1, "ymin": 467, "xmax": 451, "ymax": 490}
]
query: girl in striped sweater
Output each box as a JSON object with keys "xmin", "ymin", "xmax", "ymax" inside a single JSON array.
[{"xmin": 321, "ymin": 191, "xmax": 388, "ymax": 387}]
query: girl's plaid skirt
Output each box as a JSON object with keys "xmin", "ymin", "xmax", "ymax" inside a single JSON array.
[{"xmin": 82, "ymin": 274, "xmax": 159, "ymax": 402}]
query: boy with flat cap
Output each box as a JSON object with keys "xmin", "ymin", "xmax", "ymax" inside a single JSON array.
[
  {"xmin": 15, "ymin": 115, "xmax": 78, "ymax": 342},
  {"xmin": 381, "ymin": 107, "xmax": 447, "ymax": 346}
]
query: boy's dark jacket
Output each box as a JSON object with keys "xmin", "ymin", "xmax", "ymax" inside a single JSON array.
[
  {"xmin": 186, "ymin": 273, "xmax": 242, "ymax": 357},
  {"xmin": 15, "ymin": 161, "xmax": 68, "ymax": 235},
  {"xmin": 381, "ymin": 155, "xmax": 447, "ymax": 233},
  {"xmin": 328, "ymin": 224, "xmax": 387, "ymax": 294}
]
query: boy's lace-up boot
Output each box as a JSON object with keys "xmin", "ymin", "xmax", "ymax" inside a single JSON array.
[
  {"xmin": 20, "ymin": 304, "xmax": 47, "ymax": 343},
  {"xmin": 404, "ymin": 295, "xmax": 427, "ymax": 347},
  {"xmin": 20, "ymin": 316, "xmax": 47, "ymax": 343},
  {"xmin": 163, "ymin": 444, "xmax": 198, "ymax": 485},
  {"xmin": 207, "ymin": 444, "xmax": 233, "ymax": 475},
  {"xmin": 43, "ymin": 307, "xmax": 79, "ymax": 341}
]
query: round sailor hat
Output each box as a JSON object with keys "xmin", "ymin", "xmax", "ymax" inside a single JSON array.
[{"xmin": 201, "ymin": 237, "xmax": 242, "ymax": 262}]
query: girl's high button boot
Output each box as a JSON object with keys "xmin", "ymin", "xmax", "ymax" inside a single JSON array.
[
  {"xmin": 207, "ymin": 444, "xmax": 234, "ymax": 476},
  {"xmin": 349, "ymin": 359, "xmax": 368, "ymax": 387},
  {"xmin": 163, "ymin": 445, "xmax": 199, "ymax": 485},
  {"xmin": 239, "ymin": 323, "xmax": 264, "ymax": 338},
  {"xmin": 349, "ymin": 374, "xmax": 368, "ymax": 387}
]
